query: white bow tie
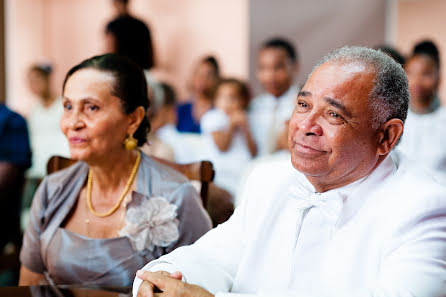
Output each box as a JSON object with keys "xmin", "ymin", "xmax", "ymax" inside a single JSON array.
[{"xmin": 287, "ymin": 180, "xmax": 344, "ymax": 221}]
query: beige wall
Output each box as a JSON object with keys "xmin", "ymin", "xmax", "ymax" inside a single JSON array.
[
  {"xmin": 396, "ymin": 0, "xmax": 446, "ymax": 105},
  {"xmin": 5, "ymin": 0, "xmax": 248, "ymax": 115},
  {"xmin": 249, "ymin": 0, "xmax": 387, "ymax": 95}
]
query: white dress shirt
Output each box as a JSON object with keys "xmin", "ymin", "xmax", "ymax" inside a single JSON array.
[
  {"xmin": 397, "ymin": 107, "xmax": 446, "ymax": 184},
  {"xmin": 134, "ymin": 151, "xmax": 446, "ymax": 297},
  {"xmin": 248, "ymin": 86, "xmax": 298, "ymax": 156}
]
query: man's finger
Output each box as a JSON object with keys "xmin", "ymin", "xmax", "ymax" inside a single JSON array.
[
  {"xmin": 137, "ymin": 280, "xmax": 155, "ymax": 297},
  {"xmin": 170, "ymin": 271, "xmax": 183, "ymax": 280},
  {"xmin": 137, "ymin": 270, "xmax": 176, "ymax": 291}
]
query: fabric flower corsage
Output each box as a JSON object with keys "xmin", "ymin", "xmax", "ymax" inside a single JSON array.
[{"xmin": 119, "ymin": 192, "xmax": 179, "ymax": 252}]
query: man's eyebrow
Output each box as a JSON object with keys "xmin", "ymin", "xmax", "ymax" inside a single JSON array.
[
  {"xmin": 297, "ymin": 90, "xmax": 311, "ymax": 97},
  {"xmin": 324, "ymin": 97, "xmax": 353, "ymax": 118}
]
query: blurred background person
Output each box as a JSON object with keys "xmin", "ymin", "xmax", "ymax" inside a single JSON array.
[
  {"xmin": 19, "ymin": 54, "xmax": 211, "ymax": 286},
  {"xmin": 105, "ymin": 12, "xmax": 164, "ymax": 109},
  {"xmin": 142, "ymin": 82, "xmax": 177, "ymax": 161},
  {"xmin": 23, "ymin": 64, "xmax": 69, "ymax": 209},
  {"xmin": 201, "ymin": 78, "xmax": 256, "ymax": 195},
  {"xmin": 398, "ymin": 40, "xmax": 446, "ymax": 183},
  {"xmin": 0, "ymin": 103, "xmax": 31, "ymax": 285},
  {"xmin": 249, "ymin": 37, "xmax": 299, "ymax": 156},
  {"xmin": 176, "ymin": 56, "xmax": 220, "ymax": 134},
  {"xmin": 405, "ymin": 40, "xmax": 441, "ymax": 113},
  {"xmin": 111, "ymin": 0, "xmax": 130, "ymax": 17}
]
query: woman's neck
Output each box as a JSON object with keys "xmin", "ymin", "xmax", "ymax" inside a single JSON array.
[
  {"xmin": 88, "ymin": 150, "xmax": 139, "ymax": 195},
  {"xmin": 193, "ymin": 95, "xmax": 212, "ymax": 120}
]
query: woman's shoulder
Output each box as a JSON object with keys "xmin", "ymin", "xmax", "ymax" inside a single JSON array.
[
  {"xmin": 138, "ymin": 153, "xmax": 192, "ymax": 193},
  {"xmin": 42, "ymin": 161, "xmax": 88, "ymax": 202}
]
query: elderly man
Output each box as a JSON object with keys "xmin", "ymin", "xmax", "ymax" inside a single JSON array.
[{"xmin": 134, "ymin": 46, "xmax": 446, "ymax": 297}]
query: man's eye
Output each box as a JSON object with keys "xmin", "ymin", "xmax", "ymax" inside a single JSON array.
[
  {"xmin": 63, "ymin": 103, "xmax": 72, "ymax": 110},
  {"xmin": 329, "ymin": 112, "xmax": 340, "ymax": 118},
  {"xmin": 297, "ymin": 101, "xmax": 308, "ymax": 108},
  {"xmin": 87, "ymin": 105, "xmax": 99, "ymax": 111}
]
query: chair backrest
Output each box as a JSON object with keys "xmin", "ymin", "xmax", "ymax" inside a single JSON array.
[
  {"xmin": 46, "ymin": 155, "xmax": 215, "ymax": 207},
  {"xmin": 151, "ymin": 157, "xmax": 215, "ymax": 207}
]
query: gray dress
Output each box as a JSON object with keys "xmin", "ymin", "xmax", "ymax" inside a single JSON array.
[{"xmin": 20, "ymin": 153, "xmax": 212, "ymax": 286}]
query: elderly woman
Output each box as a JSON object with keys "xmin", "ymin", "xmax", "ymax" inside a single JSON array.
[{"xmin": 19, "ymin": 54, "xmax": 212, "ymax": 286}]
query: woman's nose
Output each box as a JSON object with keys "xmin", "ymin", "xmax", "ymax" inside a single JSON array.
[{"xmin": 66, "ymin": 111, "xmax": 85, "ymax": 130}]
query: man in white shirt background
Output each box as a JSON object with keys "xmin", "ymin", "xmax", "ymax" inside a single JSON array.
[
  {"xmin": 134, "ymin": 46, "xmax": 446, "ymax": 297},
  {"xmin": 249, "ymin": 38, "xmax": 299, "ymax": 156}
]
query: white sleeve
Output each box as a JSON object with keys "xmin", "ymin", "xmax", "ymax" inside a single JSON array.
[
  {"xmin": 201, "ymin": 109, "xmax": 229, "ymax": 134},
  {"xmin": 133, "ymin": 262, "xmax": 185, "ymax": 297},
  {"xmin": 132, "ymin": 194, "xmax": 251, "ymax": 296}
]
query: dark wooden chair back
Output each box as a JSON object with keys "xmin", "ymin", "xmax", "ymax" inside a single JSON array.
[{"xmin": 47, "ymin": 155, "xmax": 215, "ymax": 207}]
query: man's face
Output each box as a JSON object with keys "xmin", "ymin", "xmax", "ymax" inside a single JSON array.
[
  {"xmin": 405, "ymin": 55, "xmax": 439, "ymax": 106},
  {"xmin": 257, "ymin": 47, "xmax": 295, "ymax": 97},
  {"xmin": 288, "ymin": 61, "xmax": 381, "ymax": 191}
]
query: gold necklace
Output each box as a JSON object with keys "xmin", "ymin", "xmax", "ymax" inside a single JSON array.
[{"xmin": 87, "ymin": 151, "xmax": 141, "ymax": 217}]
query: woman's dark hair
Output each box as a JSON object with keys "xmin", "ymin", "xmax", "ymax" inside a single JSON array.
[
  {"xmin": 215, "ymin": 78, "xmax": 251, "ymax": 110},
  {"xmin": 62, "ymin": 53, "xmax": 150, "ymax": 146},
  {"xmin": 160, "ymin": 83, "xmax": 177, "ymax": 107},
  {"xmin": 30, "ymin": 63, "xmax": 53, "ymax": 78},
  {"xmin": 105, "ymin": 15, "xmax": 154, "ymax": 69},
  {"xmin": 261, "ymin": 37, "xmax": 298, "ymax": 63},
  {"xmin": 412, "ymin": 40, "xmax": 440, "ymax": 69},
  {"xmin": 202, "ymin": 56, "xmax": 220, "ymax": 77}
]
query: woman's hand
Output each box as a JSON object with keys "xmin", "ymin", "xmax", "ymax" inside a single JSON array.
[{"xmin": 136, "ymin": 270, "xmax": 214, "ymax": 297}]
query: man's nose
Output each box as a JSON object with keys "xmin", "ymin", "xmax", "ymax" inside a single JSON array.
[{"xmin": 298, "ymin": 113, "xmax": 322, "ymax": 136}]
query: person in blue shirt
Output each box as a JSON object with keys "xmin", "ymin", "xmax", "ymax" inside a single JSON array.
[
  {"xmin": 176, "ymin": 56, "xmax": 220, "ymax": 133},
  {"xmin": 0, "ymin": 103, "xmax": 31, "ymax": 284}
]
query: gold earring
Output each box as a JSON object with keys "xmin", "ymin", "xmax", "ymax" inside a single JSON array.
[{"xmin": 123, "ymin": 134, "xmax": 138, "ymax": 150}]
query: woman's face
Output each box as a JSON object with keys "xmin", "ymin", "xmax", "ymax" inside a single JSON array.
[
  {"xmin": 27, "ymin": 69, "xmax": 48, "ymax": 98},
  {"xmin": 60, "ymin": 68, "xmax": 133, "ymax": 163},
  {"xmin": 191, "ymin": 62, "xmax": 218, "ymax": 97},
  {"xmin": 405, "ymin": 55, "xmax": 440, "ymax": 105}
]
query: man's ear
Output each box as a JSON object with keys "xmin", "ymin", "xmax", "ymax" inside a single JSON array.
[
  {"xmin": 376, "ymin": 118, "xmax": 404, "ymax": 155},
  {"xmin": 127, "ymin": 106, "xmax": 146, "ymax": 135}
]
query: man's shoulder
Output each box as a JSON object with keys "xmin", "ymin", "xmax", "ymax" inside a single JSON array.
[
  {"xmin": 386, "ymin": 151, "xmax": 446, "ymax": 210},
  {"xmin": 236, "ymin": 152, "xmax": 297, "ymax": 206}
]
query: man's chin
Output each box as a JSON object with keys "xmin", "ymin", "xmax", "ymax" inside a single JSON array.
[{"xmin": 291, "ymin": 159, "xmax": 328, "ymax": 177}]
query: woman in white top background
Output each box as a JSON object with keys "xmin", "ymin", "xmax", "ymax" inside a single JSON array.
[{"xmin": 23, "ymin": 64, "xmax": 70, "ymax": 210}]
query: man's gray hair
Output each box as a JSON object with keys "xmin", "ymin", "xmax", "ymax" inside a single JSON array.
[{"xmin": 312, "ymin": 46, "xmax": 409, "ymax": 129}]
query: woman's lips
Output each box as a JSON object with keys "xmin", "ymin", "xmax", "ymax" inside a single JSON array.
[{"xmin": 68, "ymin": 137, "xmax": 87, "ymax": 145}]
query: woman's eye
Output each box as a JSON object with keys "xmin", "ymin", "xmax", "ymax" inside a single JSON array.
[
  {"xmin": 329, "ymin": 112, "xmax": 340, "ymax": 118},
  {"xmin": 63, "ymin": 103, "xmax": 72, "ymax": 110},
  {"xmin": 87, "ymin": 105, "xmax": 99, "ymax": 111}
]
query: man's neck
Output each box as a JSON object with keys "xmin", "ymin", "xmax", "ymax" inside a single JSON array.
[{"xmin": 306, "ymin": 154, "xmax": 388, "ymax": 193}]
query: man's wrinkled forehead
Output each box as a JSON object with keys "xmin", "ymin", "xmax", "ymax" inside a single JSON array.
[{"xmin": 302, "ymin": 60, "xmax": 376, "ymax": 110}]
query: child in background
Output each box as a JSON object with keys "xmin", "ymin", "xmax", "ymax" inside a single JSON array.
[{"xmin": 201, "ymin": 78, "xmax": 257, "ymax": 195}]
